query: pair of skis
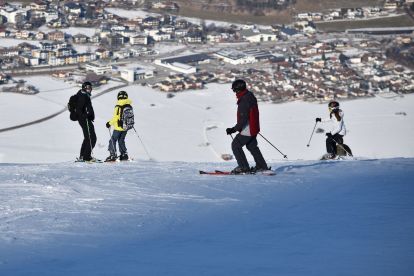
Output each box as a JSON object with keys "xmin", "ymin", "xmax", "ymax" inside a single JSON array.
[
  {"xmin": 75, "ymin": 158, "xmax": 134, "ymax": 164},
  {"xmin": 199, "ymin": 170, "xmax": 276, "ymax": 176}
]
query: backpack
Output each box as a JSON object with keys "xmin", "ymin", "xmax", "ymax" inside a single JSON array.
[
  {"xmin": 117, "ymin": 104, "xmax": 134, "ymax": 131},
  {"xmin": 68, "ymin": 94, "xmax": 79, "ymax": 121}
]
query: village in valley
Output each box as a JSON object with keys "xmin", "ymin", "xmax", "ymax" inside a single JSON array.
[{"xmin": 0, "ymin": 0, "xmax": 414, "ymax": 102}]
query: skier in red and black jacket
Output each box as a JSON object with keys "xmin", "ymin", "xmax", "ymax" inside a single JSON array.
[{"xmin": 226, "ymin": 79, "xmax": 269, "ymax": 174}]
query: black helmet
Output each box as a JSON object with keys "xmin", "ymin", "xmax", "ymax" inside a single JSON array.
[
  {"xmin": 328, "ymin": 100, "xmax": 339, "ymax": 111},
  {"xmin": 82, "ymin": 81, "xmax": 92, "ymax": 91},
  {"xmin": 231, "ymin": 79, "xmax": 247, "ymax": 93},
  {"xmin": 117, "ymin": 91, "xmax": 128, "ymax": 100}
]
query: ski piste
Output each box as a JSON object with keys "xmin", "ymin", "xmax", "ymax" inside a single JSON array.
[{"xmin": 199, "ymin": 170, "xmax": 276, "ymax": 176}]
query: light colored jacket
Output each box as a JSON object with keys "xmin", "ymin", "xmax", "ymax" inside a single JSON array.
[{"xmin": 322, "ymin": 109, "xmax": 346, "ymax": 136}]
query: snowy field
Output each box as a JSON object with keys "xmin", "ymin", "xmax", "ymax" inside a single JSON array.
[
  {"xmin": 1, "ymin": 78, "xmax": 414, "ymax": 275},
  {"xmin": 0, "ymin": 80, "xmax": 413, "ymax": 163}
]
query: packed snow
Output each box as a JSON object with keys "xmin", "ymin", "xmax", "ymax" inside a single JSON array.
[{"xmin": 1, "ymin": 78, "xmax": 414, "ymax": 275}]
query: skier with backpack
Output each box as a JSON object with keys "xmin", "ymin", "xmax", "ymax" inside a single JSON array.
[
  {"xmin": 105, "ymin": 91, "xmax": 134, "ymax": 162},
  {"xmin": 225, "ymin": 79, "xmax": 269, "ymax": 174},
  {"xmin": 315, "ymin": 100, "xmax": 349, "ymax": 159},
  {"xmin": 68, "ymin": 81, "xmax": 97, "ymax": 162}
]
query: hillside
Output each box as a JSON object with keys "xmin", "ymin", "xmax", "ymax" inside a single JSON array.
[
  {"xmin": 172, "ymin": 0, "xmax": 385, "ymax": 24},
  {"xmin": 0, "ymin": 158, "xmax": 413, "ymax": 275}
]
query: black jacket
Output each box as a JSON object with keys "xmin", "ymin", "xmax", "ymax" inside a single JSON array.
[{"xmin": 76, "ymin": 90, "xmax": 95, "ymax": 121}]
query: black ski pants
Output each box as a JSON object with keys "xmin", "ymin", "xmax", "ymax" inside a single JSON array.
[
  {"xmin": 78, "ymin": 119, "xmax": 97, "ymax": 160},
  {"xmin": 326, "ymin": 133, "xmax": 343, "ymax": 155},
  {"xmin": 232, "ymin": 134, "xmax": 268, "ymax": 170}
]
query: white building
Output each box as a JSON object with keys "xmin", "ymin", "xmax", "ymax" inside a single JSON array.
[
  {"xmin": 120, "ymin": 67, "xmax": 154, "ymax": 82},
  {"xmin": 240, "ymin": 29, "xmax": 278, "ymax": 43},
  {"xmin": 85, "ymin": 61, "xmax": 112, "ymax": 75},
  {"xmin": 214, "ymin": 50, "xmax": 256, "ymax": 65},
  {"xmin": 155, "ymin": 59, "xmax": 197, "ymax": 74}
]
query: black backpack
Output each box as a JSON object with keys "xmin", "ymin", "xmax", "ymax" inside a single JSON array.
[
  {"xmin": 117, "ymin": 104, "xmax": 134, "ymax": 130},
  {"xmin": 68, "ymin": 94, "xmax": 79, "ymax": 121}
]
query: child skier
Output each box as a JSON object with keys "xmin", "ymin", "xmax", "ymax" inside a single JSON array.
[
  {"xmin": 105, "ymin": 91, "xmax": 134, "ymax": 162},
  {"xmin": 316, "ymin": 100, "xmax": 347, "ymax": 159}
]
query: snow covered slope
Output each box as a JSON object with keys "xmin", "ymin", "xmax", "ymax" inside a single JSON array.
[
  {"xmin": 0, "ymin": 158, "xmax": 413, "ymax": 275},
  {"xmin": 1, "ymin": 80, "xmax": 414, "ymax": 163}
]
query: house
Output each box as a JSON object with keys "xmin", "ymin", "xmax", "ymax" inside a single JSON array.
[
  {"xmin": 48, "ymin": 30, "xmax": 65, "ymax": 41},
  {"xmin": 240, "ymin": 29, "xmax": 277, "ymax": 43},
  {"xmin": 83, "ymin": 73, "xmax": 109, "ymax": 87},
  {"xmin": 72, "ymin": 33, "xmax": 89, "ymax": 43},
  {"xmin": 120, "ymin": 67, "xmax": 154, "ymax": 82},
  {"xmin": 152, "ymin": 31, "xmax": 171, "ymax": 41},
  {"xmin": 174, "ymin": 28, "xmax": 188, "ymax": 37},
  {"xmin": 64, "ymin": 2, "xmax": 82, "ymax": 15},
  {"xmin": 184, "ymin": 32, "xmax": 202, "ymax": 43},
  {"xmin": 78, "ymin": 53, "xmax": 95, "ymax": 63},
  {"xmin": 0, "ymin": 47, "xmax": 19, "ymax": 57},
  {"xmin": 0, "ymin": 73, "xmax": 8, "ymax": 84},
  {"xmin": 22, "ymin": 55, "xmax": 40, "ymax": 66},
  {"xmin": 85, "ymin": 60, "xmax": 112, "ymax": 75},
  {"xmin": 95, "ymin": 48, "xmax": 111, "ymax": 59},
  {"xmin": 142, "ymin": 16, "xmax": 160, "ymax": 27},
  {"xmin": 130, "ymin": 35, "xmax": 148, "ymax": 45},
  {"xmin": 30, "ymin": 0, "xmax": 48, "ymax": 11},
  {"xmin": 107, "ymin": 33, "xmax": 125, "ymax": 48}
]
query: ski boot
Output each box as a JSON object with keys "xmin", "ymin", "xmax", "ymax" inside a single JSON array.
[
  {"xmin": 105, "ymin": 155, "xmax": 117, "ymax": 162},
  {"xmin": 231, "ymin": 166, "xmax": 251, "ymax": 175},
  {"xmin": 119, "ymin": 153, "xmax": 129, "ymax": 161}
]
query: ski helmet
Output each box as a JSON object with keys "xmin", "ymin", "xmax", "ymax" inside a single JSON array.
[
  {"xmin": 82, "ymin": 81, "xmax": 92, "ymax": 92},
  {"xmin": 117, "ymin": 91, "xmax": 128, "ymax": 100},
  {"xmin": 231, "ymin": 79, "xmax": 247, "ymax": 93},
  {"xmin": 328, "ymin": 100, "xmax": 339, "ymax": 111}
]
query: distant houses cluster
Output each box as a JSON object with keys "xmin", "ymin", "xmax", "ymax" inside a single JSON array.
[{"xmin": 1, "ymin": 0, "xmax": 414, "ymax": 101}]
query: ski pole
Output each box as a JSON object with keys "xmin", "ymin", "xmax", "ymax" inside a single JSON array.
[
  {"xmin": 307, "ymin": 121, "xmax": 318, "ymax": 147},
  {"xmin": 133, "ymin": 127, "xmax": 152, "ymax": 160},
  {"xmin": 258, "ymin": 133, "xmax": 288, "ymax": 159},
  {"xmin": 329, "ymin": 136, "xmax": 353, "ymax": 157},
  {"xmin": 108, "ymin": 127, "xmax": 116, "ymax": 156},
  {"xmin": 86, "ymin": 119, "xmax": 94, "ymax": 156}
]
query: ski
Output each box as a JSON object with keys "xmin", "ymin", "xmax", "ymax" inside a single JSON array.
[
  {"xmin": 104, "ymin": 159, "xmax": 135, "ymax": 163},
  {"xmin": 75, "ymin": 158, "xmax": 103, "ymax": 163},
  {"xmin": 199, "ymin": 170, "xmax": 275, "ymax": 176}
]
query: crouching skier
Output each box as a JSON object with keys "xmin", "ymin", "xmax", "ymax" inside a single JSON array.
[
  {"xmin": 226, "ymin": 79, "xmax": 269, "ymax": 174},
  {"xmin": 105, "ymin": 91, "xmax": 134, "ymax": 162},
  {"xmin": 316, "ymin": 100, "xmax": 348, "ymax": 159}
]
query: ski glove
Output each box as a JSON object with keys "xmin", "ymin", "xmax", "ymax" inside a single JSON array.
[
  {"xmin": 316, "ymin": 118, "xmax": 321, "ymax": 123},
  {"xmin": 226, "ymin": 127, "xmax": 236, "ymax": 135},
  {"xmin": 106, "ymin": 122, "xmax": 111, "ymax": 128},
  {"xmin": 326, "ymin": 132, "xmax": 332, "ymax": 138}
]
